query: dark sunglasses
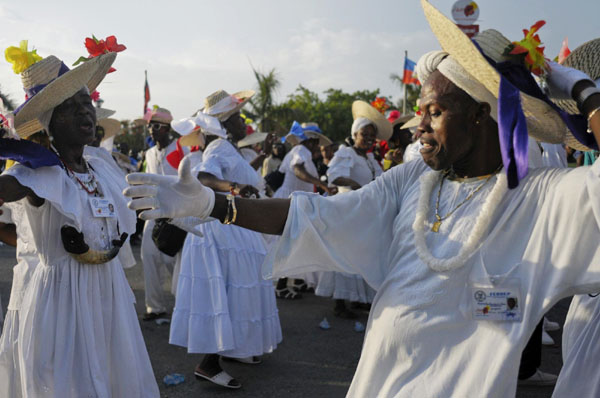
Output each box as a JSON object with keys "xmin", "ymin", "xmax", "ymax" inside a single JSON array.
[{"xmin": 149, "ymin": 122, "xmax": 169, "ymax": 130}]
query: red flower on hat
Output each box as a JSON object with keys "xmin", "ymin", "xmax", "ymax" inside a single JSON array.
[
  {"xmin": 90, "ymin": 90, "xmax": 101, "ymax": 102},
  {"xmin": 370, "ymin": 97, "xmax": 389, "ymax": 115},
  {"xmin": 74, "ymin": 35, "xmax": 126, "ymax": 73},
  {"xmin": 505, "ymin": 20, "xmax": 547, "ymax": 76}
]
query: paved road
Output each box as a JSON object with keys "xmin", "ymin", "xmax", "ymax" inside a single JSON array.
[{"xmin": 0, "ymin": 243, "xmax": 569, "ymax": 397}]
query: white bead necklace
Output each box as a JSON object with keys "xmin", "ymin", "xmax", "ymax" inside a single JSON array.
[{"xmin": 412, "ymin": 169, "xmax": 507, "ymax": 272}]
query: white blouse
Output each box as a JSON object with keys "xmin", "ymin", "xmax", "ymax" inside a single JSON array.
[
  {"xmin": 327, "ymin": 145, "xmax": 382, "ymax": 192},
  {"xmin": 263, "ymin": 158, "xmax": 600, "ymax": 397}
]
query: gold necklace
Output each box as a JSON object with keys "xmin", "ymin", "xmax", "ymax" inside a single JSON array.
[{"xmin": 431, "ymin": 167, "xmax": 501, "ymax": 233}]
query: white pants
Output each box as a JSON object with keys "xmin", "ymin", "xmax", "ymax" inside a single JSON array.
[{"xmin": 141, "ymin": 219, "xmax": 180, "ymax": 314}]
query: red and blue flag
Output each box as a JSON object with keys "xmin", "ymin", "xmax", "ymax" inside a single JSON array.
[{"xmin": 402, "ymin": 58, "xmax": 420, "ymax": 86}]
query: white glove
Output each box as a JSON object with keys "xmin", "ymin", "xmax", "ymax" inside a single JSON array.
[
  {"xmin": 546, "ymin": 60, "xmax": 592, "ymax": 100},
  {"xmin": 123, "ymin": 156, "xmax": 215, "ymax": 220}
]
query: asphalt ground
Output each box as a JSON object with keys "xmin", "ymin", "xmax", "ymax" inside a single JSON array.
[{"xmin": 0, "ymin": 243, "xmax": 570, "ymax": 397}]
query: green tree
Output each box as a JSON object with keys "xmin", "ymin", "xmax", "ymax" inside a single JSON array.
[
  {"xmin": 390, "ymin": 73, "xmax": 421, "ymax": 114},
  {"xmin": 277, "ymin": 86, "xmax": 381, "ymax": 143},
  {"xmin": 245, "ymin": 66, "xmax": 282, "ymax": 132}
]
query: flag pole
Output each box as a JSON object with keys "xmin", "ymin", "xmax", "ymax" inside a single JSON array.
[{"xmin": 403, "ymin": 51, "xmax": 408, "ymax": 115}]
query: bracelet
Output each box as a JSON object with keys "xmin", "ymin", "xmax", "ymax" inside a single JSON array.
[
  {"xmin": 223, "ymin": 194, "xmax": 238, "ymax": 225},
  {"xmin": 588, "ymin": 107, "xmax": 600, "ymax": 134},
  {"xmin": 229, "ymin": 182, "xmax": 239, "ymax": 196},
  {"xmin": 223, "ymin": 194, "xmax": 232, "ymax": 224}
]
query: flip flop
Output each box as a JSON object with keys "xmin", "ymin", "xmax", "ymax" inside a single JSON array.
[{"xmin": 194, "ymin": 369, "xmax": 241, "ymax": 389}]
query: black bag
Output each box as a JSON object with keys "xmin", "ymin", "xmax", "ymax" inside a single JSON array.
[
  {"xmin": 151, "ymin": 219, "xmax": 187, "ymax": 256},
  {"xmin": 264, "ymin": 169, "xmax": 285, "ymax": 192}
]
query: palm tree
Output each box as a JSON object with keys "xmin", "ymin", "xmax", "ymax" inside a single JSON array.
[{"xmin": 246, "ymin": 65, "xmax": 281, "ymax": 132}]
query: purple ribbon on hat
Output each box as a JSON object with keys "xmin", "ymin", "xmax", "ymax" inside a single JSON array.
[
  {"xmin": 473, "ymin": 41, "xmax": 591, "ymax": 188},
  {"xmin": 13, "ymin": 62, "xmax": 70, "ymax": 116},
  {"xmin": 0, "ymin": 138, "xmax": 61, "ymax": 169}
]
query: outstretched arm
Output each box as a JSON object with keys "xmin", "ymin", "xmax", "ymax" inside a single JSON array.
[
  {"xmin": 124, "ymin": 157, "xmax": 290, "ymax": 234},
  {"xmin": 211, "ymin": 194, "xmax": 290, "ymax": 235}
]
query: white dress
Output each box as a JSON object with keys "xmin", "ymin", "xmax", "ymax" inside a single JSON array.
[
  {"xmin": 272, "ymin": 144, "xmax": 320, "ymax": 286},
  {"xmin": 274, "ymin": 144, "xmax": 317, "ymax": 198},
  {"xmin": 0, "ymin": 156, "xmax": 158, "ymax": 397},
  {"xmin": 263, "ymin": 159, "xmax": 600, "ymax": 398},
  {"xmin": 169, "ymin": 138, "xmax": 281, "ymax": 357},
  {"xmin": 315, "ymin": 145, "xmax": 381, "ymax": 303}
]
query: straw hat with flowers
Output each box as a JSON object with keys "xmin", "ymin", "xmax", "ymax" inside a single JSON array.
[
  {"xmin": 420, "ymin": 0, "xmax": 568, "ymax": 145},
  {"xmin": 6, "ymin": 40, "xmax": 116, "ymax": 138}
]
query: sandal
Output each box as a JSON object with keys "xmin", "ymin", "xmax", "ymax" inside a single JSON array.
[
  {"xmin": 276, "ymin": 287, "xmax": 302, "ymax": 300},
  {"xmin": 194, "ymin": 367, "xmax": 241, "ymax": 389},
  {"xmin": 292, "ymin": 280, "xmax": 309, "ymax": 292}
]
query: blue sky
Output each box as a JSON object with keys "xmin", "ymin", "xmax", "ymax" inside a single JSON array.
[{"xmin": 1, "ymin": 0, "xmax": 598, "ymax": 121}]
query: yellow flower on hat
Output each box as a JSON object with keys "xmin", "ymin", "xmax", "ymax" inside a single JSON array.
[{"xmin": 5, "ymin": 40, "xmax": 43, "ymax": 75}]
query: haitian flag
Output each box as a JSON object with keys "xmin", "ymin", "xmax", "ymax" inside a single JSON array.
[
  {"xmin": 143, "ymin": 70, "xmax": 150, "ymax": 115},
  {"xmin": 402, "ymin": 57, "xmax": 420, "ymax": 85}
]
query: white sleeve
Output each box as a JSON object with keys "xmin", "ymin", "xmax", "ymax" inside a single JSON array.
[
  {"xmin": 263, "ymin": 161, "xmax": 427, "ymax": 289},
  {"xmin": 529, "ymin": 162, "xmax": 600, "ymax": 298},
  {"xmin": 327, "ymin": 147, "xmax": 354, "ymax": 183}
]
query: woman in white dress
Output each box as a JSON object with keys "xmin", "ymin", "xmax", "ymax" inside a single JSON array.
[
  {"xmin": 0, "ymin": 51, "xmax": 158, "ymax": 397},
  {"xmin": 125, "ymin": 7, "xmax": 600, "ymax": 395},
  {"xmin": 168, "ymin": 90, "xmax": 281, "ymax": 390},
  {"xmin": 272, "ymin": 122, "xmax": 334, "ymax": 299},
  {"xmin": 317, "ymin": 102, "xmax": 387, "ymax": 317}
]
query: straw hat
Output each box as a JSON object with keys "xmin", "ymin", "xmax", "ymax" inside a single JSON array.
[
  {"xmin": 238, "ymin": 132, "xmax": 268, "ymax": 148},
  {"xmin": 144, "ymin": 106, "xmax": 173, "ymax": 124},
  {"xmin": 400, "ymin": 115, "xmax": 421, "ymax": 130},
  {"xmin": 200, "ymin": 90, "xmax": 255, "ymax": 122},
  {"xmin": 14, "ymin": 52, "xmax": 116, "ymax": 138},
  {"xmin": 352, "ymin": 101, "xmax": 393, "ymax": 141},
  {"xmin": 285, "ymin": 122, "xmax": 332, "ymax": 146},
  {"xmin": 420, "ymin": 0, "xmax": 567, "ymax": 145},
  {"xmin": 98, "ymin": 118, "xmax": 122, "ymax": 141},
  {"xmin": 392, "ymin": 114, "xmax": 414, "ymax": 128},
  {"xmin": 554, "ymin": 38, "xmax": 600, "ymax": 151},
  {"xmin": 95, "ymin": 107, "xmax": 115, "ymax": 121}
]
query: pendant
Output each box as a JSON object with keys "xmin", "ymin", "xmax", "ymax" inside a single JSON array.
[{"xmin": 431, "ymin": 220, "xmax": 441, "ymax": 233}]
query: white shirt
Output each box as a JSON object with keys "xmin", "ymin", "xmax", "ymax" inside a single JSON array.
[
  {"xmin": 327, "ymin": 145, "xmax": 383, "ymax": 192},
  {"xmin": 197, "ymin": 138, "xmax": 262, "ymax": 189},
  {"xmin": 145, "ymin": 141, "xmax": 188, "ymax": 176},
  {"xmin": 277, "ymin": 144, "xmax": 317, "ymax": 193},
  {"xmin": 264, "ymin": 159, "xmax": 600, "ymax": 398}
]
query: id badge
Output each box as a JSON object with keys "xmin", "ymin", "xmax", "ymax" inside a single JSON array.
[
  {"xmin": 470, "ymin": 278, "xmax": 522, "ymax": 322},
  {"xmin": 89, "ymin": 197, "xmax": 116, "ymax": 218}
]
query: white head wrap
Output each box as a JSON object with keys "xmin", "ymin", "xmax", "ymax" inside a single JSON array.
[
  {"xmin": 416, "ymin": 50, "xmax": 498, "ymax": 122},
  {"xmin": 351, "ymin": 117, "xmax": 375, "ymax": 140}
]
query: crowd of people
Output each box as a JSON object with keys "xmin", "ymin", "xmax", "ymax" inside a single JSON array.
[{"xmin": 0, "ymin": 0, "xmax": 599, "ymax": 396}]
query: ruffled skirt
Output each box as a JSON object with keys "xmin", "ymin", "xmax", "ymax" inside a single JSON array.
[
  {"xmin": 0, "ymin": 258, "xmax": 159, "ymax": 398},
  {"xmin": 169, "ymin": 221, "xmax": 282, "ymax": 357},
  {"xmin": 315, "ymin": 271, "xmax": 376, "ymax": 303}
]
